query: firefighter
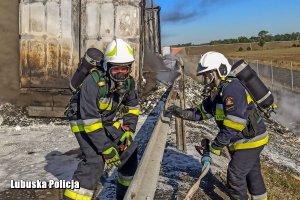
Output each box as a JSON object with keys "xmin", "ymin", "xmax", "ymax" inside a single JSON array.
[
  {"xmin": 166, "ymin": 51, "xmax": 268, "ymax": 200},
  {"xmin": 64, "ymin": 38, "xmax": 140, "ymax": 200}
]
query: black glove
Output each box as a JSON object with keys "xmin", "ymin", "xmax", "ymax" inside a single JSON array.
[
  {"xmin": 64, "ymin": 93, "xmax": 80, "ymax": 121},
  {"xmin": 166, "ymin": 104, "xmax": 183, "ymax": 118}
]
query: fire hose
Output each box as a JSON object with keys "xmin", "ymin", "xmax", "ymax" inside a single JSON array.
[{"xmin": 184, "ymin": 139, "xmax": 211, "ymax": 200}]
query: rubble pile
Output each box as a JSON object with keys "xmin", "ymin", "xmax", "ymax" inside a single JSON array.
[
  {"xmin": 184, "ymin": 76, "xmax": 205, "ymax": 107},
  {"xmin": 0, "ymin": 103, "xmax": 68, "ymax": 126},
  {"xmin": 266, "ymin": 119, "xmax": 294, "ymax": 135},
  {"xmin": 139, "ymin": 84, "xmax": 167, "ymax": 115}
]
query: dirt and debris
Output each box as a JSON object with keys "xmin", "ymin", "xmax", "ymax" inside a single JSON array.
[
  {"xmin": 0, "ymin": 188, "xmax": 63, "ymax": 200},
  {"xmin": 0, "ymin": 103, "xmax": 68, "ymax": 127},
  {"xmin": 140, "ymin": 84, "xmax": 167, "ymax": 115}
]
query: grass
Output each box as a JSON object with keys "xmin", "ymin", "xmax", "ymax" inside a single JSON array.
[
  {"xmin": 225, "ymin": 47, "xmax": 300, "ymax": 71},
  {"xmin": 183, "ymin": 42, "xmax": 300, "ymax": 71},
  {"xmin": 262, "ymin": 161, "xmax": 300, "ymax": 200}
]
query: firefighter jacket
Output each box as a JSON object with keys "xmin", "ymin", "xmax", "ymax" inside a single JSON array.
[
  {"xmin": 182, "ymin": 77, "xmax": 268, "ymax": 151},
  {"xmin": 69, "ymin": 73, "xmax": 140, "ymax": 153}
]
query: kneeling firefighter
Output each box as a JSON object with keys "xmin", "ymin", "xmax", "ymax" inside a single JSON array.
[
  {"xmin": 166, "ymin": 51, "xmax": 269, "ymax": 200},
  {"xmin": 64, "ymin": 38, "xmax": 140, "ymax": 200}
]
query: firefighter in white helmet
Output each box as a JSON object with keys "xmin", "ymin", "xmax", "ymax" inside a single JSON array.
[
  {"xmin": 166, "ymin": 51, "xmax": 268, "ymax": 200},
  {"xmin": 64, "ymin": 38, "xmax": 140, "ymax": 200}
]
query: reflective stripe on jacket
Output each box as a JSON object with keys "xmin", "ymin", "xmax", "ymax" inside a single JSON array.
[
  {"xmin": 69, "ymin": 75, "xmax": 139, "ymax": 152},
  {"xmin": 183, "ymin": 78, "xmax": 267, "ymax": 150}
]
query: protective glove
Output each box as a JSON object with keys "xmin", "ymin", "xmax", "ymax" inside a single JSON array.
[
  {"xmin": 209, "ymin": 142, "xmax": 222, "ymax": 156},
  {"xmin": 119, "ymin": 131, "xmax": 134, "ymax": 151},
  {"xmin": 102, "ymin": 146, "xmax": 121, "ymax": 168},
  {"xmin": 165, "ymin": 104, "xmax": 183, "ymax": 117}
]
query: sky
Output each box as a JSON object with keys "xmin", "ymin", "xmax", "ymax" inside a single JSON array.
[{"xmin": 151, "ymin": 0, "xmax": 300, "ymax": 46}]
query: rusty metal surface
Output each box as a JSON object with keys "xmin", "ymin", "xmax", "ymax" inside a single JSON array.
[
  {"xmin": 19, "ymin": 0, "xmax": 80, "ymax": 89},
  {"xmin": 19, "ymin": 0, "xmax": 143, "ymax": 91},
  {"xmin": 145, "ymin": 6, "xmax": 161, "ymax": 53},
  {"xmin": 80, "ymin": 0, "xmax": 142, "ymax": 79},
  {"xmin": 15, "ymin": 0, "xmax": 160, "ymax": 116}
]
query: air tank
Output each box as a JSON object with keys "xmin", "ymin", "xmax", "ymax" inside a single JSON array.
[
  {"xmin": 69, "ymin": 48, "xmax": 103, "ymax": 92},
  {"xmin": 231, "ymin": 59, "xmax": 274, "ymax": 109}
]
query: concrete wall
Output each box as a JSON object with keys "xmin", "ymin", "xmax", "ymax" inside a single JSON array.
[{"xmin": 0, "ymin": 0, "xmax": 24, "ymax": 104}]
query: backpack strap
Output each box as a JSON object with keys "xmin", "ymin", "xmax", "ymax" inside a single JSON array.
[
  {"xmin": 90, "ymin": 70, "xmax": 109, "ymax": 98},
  {"xmin": 90, "ymin": 71, "xmax": 134, "ymax": 104},
  {"xmin": 219, "ymin": 76, "xmax": 238, "ymax": 96},
  {"xmin": 125, "ymin": 76, "xmax": 133, "ymax": 93}
]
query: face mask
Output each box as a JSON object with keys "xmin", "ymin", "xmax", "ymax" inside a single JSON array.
[
  {"xmin": 108, "ymin": 65, "xmax": 130, "ymax": 82},
  {"xmin": 112, "ymin": 73, "xmax": 128, "ymax": 82},
  {"xmin": 201, "ymin": 71, "xmax": 216, "ymax": 98},
  {"xmin": 203, "ymin": 72, "xmax": 214, "ymax": 85},
  {"xmin": 108, "ymin": 64, "xmax": 132, "ymax": 94}
]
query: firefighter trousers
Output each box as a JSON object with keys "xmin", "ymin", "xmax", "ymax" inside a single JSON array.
[
  {"xmin": 64, "ymin": 131, "xmax": 138, "ymax": 200},
  {"xmin": 227, "ymin": 145, "xmax": 267, "ymax": 200}
]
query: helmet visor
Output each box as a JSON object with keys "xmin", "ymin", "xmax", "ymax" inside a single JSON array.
[
  {"xmin": 109, "ymin": 65, "xmax": 131, "ymax": 81},
  {"xmin": 197, "ymin": 63, "xmax": 210, "ymax": 76}
]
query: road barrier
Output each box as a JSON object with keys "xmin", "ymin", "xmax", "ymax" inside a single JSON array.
[{"xmin": 124, "ymin": 67, "xmax": 186, "ymax": 199}]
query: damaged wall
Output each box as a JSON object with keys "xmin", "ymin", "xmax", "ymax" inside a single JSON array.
[
  {"xmin": 0, "ymin": 0, "xmax": 144, "ymax": 114},
  {"xmin": 144, "ymin": 6, "xmax": 161, "ymax": 54},
  {"xmin": 19, "ymin": 0, "xmax": 80, "ymax": 90},
  {"xmin": 80, "ymin": 0, "xmax": 142, "ymax": 79}
]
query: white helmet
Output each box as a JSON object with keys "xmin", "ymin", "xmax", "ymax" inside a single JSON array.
[
  {"xmin": 197, "ymin": 51, "xmax": 231, "ymax": 78},
  {"xmin": 103, "ymin": 38, "xmax": 135, "ymax": 71}
]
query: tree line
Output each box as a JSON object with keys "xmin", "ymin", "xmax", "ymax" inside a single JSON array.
[
  {"xmin": 171, "ymin": 31, "xmax": 300, "ymax": 47},
  {"xmin": 209, "ymin": 31, "xmax": 300, "ymax": 45}
]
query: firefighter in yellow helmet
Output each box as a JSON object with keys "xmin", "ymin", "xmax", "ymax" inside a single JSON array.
[
  {"xmin": 166, "ymin": 51, "xmax": 268, "ymax": 200},
  {"xmin": 64, "ymin": 38, "xmax": 140, "ymax": 200}
]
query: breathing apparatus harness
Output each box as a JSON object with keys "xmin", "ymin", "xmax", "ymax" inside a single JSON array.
[
  {"xmin": 65, "ymin": 68, "xmax": 132, "ymax": 121},
  {"xmin": 201, "ymin": 75, "xmax": 266, "ymax": 139}
]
